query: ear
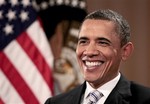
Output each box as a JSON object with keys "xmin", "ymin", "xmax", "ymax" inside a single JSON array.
[{"xmin": 121, "ymin": 42, "xmax": 134, "ymax": 61}]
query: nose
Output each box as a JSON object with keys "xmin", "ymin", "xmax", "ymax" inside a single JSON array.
[{"xmin": 84, "ymin": 43, "xmax": 99, "ymax": 57}]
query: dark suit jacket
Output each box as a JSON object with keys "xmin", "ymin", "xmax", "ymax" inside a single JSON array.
[{"xmin": 45, "ymin": 75, "xmax": 150, "ymax": 104}]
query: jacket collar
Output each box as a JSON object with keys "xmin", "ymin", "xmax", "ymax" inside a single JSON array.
[
  {"xmin": 104, "ymin": 75, "xmax": 132, "ymax": 104},
  {"xmin": 66, "ymin": 82, "xmax": 86, "ymax": 104},
  {"xmin": 58, "ymin": 74, "xmax": 132, "ymax": 104}
]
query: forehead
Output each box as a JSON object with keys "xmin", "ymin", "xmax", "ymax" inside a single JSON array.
[{"xmin": 79, "ymin": 19, "xmax": 118, "ymax": 38}]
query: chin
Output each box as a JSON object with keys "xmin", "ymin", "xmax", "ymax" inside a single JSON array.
[{"xmin": 84, "ymin": 75, "xmax": 99, "ymax": 82}]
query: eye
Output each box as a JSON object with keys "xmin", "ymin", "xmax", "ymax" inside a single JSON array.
[
  {"xmin": 78, "ymin": 37, "xmax": 89, "ymax": 45},
  {"xmin": 98, "ymin": 40, "xmax": 110, "ymax": 47},
  {"xmin": 96, "ymin": 37, "xmax": 111, "ymax": 47},
  {"xmin": 78, "ymin": 38, "xmax": 88, "ymax": 46}
]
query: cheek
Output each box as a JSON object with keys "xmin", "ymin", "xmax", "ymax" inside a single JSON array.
[
  {"xmin": 101, "ymin": 47, "xmax": 119, "ymax": 59},
  {"xmin": 76, "ymin": 46, "xmax": 84, "ymax": 57},
  {"xmin": 104, "ymin": 49, "xmax": 121, "ymax": 73},
  {"xmin": 76, "ymin": 46, "xmax": 83, "ymax": 64}
]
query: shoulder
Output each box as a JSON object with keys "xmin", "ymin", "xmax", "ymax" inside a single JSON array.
[
  {"xmin": 119, "ymin": 74, "xmax": 150, "ymax": 97},
  {"xmin": 44, "ymin": 89, "xmax": 78, "ymax": 104},
  {"xmin": 131, "ymin": 81, "xmax": 150, "ymax": 95},
  {"xmin": 45, "ymin": 83, "xmax": 86, "ymax": 104},
  {"xmin": 130, "ymin": 81, "xmax": 150, "ymax": 103},
  {"xmin": 53, "ymin": 84, "xmax": 84, "ymax": 99}
]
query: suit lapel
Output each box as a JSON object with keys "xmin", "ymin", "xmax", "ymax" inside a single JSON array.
[
  {"xmin": 104, "ymin": 75, "xmax": 132, "ymax": 104},
  {"xmin": 53, "ymin": 75, "xmax": 132, "ymax": 104},
  {"xmin": 74, "ymin": 82, "xmax": 86, "ymax": 104},
  {"xmin": 66, "ymin": 82, "xmax": 86, "ymax": 104},
  {"xmin": 69, "ymin": 75, "xmax": 132, "ymax": 104}
]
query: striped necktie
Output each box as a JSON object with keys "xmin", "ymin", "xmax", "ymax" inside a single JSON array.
[{"xmin": 86, "ymin": 90, "xmax": 103, "ymax": 104}]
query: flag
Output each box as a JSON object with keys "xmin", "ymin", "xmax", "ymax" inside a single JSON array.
[
  {"xmin": 36, "ymin": 0, "xmax": 87, "ymax": 94},
  {"xmin": 0, "ymin": 0, "xmax": 54, "ymax": 103}
]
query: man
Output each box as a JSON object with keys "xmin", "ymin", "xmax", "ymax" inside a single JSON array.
[{"xmin": 45, "ymin": 9, "xmax": 150, "ymax": 104}]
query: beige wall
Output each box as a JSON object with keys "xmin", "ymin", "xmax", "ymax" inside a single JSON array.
[{"xmin": 87, "ymin": 0, "xmax": 150, "ymax": 87}]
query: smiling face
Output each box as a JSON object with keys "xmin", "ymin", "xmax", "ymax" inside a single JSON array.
[{"xmin": 76, "ymin": 19, "xmax": 133, "ymax": 88}]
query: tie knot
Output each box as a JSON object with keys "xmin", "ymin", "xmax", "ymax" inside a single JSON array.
[{"xmin": 86, "ymin": 90, "xmax": 103, "ymax": 104}]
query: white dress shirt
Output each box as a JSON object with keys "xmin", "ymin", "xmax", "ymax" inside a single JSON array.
[{"xmin": 81, "ymin": 73, "xmax": 121, "ymax": 104}]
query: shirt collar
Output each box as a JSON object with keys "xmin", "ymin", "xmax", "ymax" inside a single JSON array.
[{"xmin": 84, "ymin": 73, "xmax": 121, "ymax": 99}]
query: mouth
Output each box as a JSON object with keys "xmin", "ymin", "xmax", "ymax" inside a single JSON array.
[{"xmin": 83, "ymin": 60, "xmax": 104, "ymax": 70}]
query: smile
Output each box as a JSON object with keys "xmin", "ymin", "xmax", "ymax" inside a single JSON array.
[{"xmin": 85, "ymin": 61, "xmax": 103, "ymax": 68}]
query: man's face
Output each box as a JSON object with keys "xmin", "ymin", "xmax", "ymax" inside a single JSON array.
[{"xmin": 76, "ymin": 19, "xmax": 123, "ymax": 88}]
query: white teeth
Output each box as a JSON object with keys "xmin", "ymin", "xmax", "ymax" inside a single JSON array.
[{"xmin": 85, "ymin": 61, "xmax": 102, "ymax": 67}]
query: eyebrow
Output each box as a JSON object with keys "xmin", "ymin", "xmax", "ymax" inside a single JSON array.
[
  {"xmin": 78, "ymin": 36, "xmax": 88, "ymax": 40},
  {"xmin": 78, "ymin": 36, "xmax": 111, "ymax": 43},
  {"xmin": 97, "ymin": 37, "xmax": 111, "ymax": 43}
]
